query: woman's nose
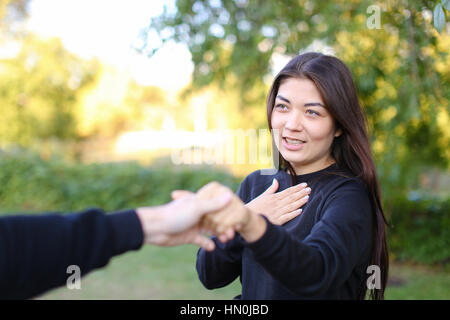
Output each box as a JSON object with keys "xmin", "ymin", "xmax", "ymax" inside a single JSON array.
[{"xmin": 285, "ymin": 112, "xmax": 304, "ymax": 132}]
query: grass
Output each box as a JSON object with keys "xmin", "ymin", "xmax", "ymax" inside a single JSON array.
[
  {"xmin": 36, "ymin": 245, "xmax": 450, "ymax": 300},
  {"xmin": 385, "ymin": 262, "xmax": 450, "ymax": 300},
  {"xmin": 37, "ymin": 245, "xmax": 241, "ymax": 300}
]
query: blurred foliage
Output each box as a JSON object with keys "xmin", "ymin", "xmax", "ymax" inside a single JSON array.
[
  {"xmin": 0, "ymin": 0, "xmax": 29, "ymax": 35},
  {"xmin": 0, "ymin": 0, "xmax": 103, "ymax": 146},
  {"xmin": 386, "ymin": 194, "xmax": 450, "ymax": 264},
  {"xmin": 433, "ymin": 0, "xmax": 450, "ymax": 32},
  {"xmin": 0, "ymin": 34, "xmax": 99, "ymax": 145},
  {"xmin": 142, "ymin": 0, "xmax": 450, "ymax": 198},
  {"xmin": 74, "ymin": 64, "xmax": 168, "ymax": 138},
  {"xmin": 0, "ymin": 0, "xmax": 173, "ymax": 146},
  {"xmin": 0, "ymin": 148, "xmax": 240, "ymax": 214}
]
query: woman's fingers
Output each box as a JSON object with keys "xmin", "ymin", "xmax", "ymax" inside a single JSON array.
[
  {"xmin": 200, "ymin": 214, "xmax": 216, "ymax": 235},
  {"xmin": 192, "ymin": 233, "xmax": 216, "ymax": 251},
  {"xmin": 278, "ymin": 182, "xmax": 308, "ymax": 198},
  {"xmin": 296, "ymin": 193, "xmax": 310, "ymax": 207},
  {"xmin": 202, "ymin": 206, "xmax": 235, "ymax": 234},
  {"xmin": 261, "ymin": 178, "xmax": 279, "ymax": 195},
  {"xmin": 212, "ymin": 212, "xmax": 233, "ymax": 234},
  {"xmin": 281, "ymin": 186, "xmax": 311, "ymax": 207},
  {"xmin": 217, "ymin": 228, "xmax": 235, "ymax": 243},
  {"xmin": 209, "ymin": 202, "xmax": 249, "ymax": 234},
  {"xmin": 278, "ymin": 208, "xmax": 303, "ymax": 225},
  {"xmin": 194, "ymin": 181, "xmax": 255, "ymax": 237},
  {"xmin": 266, "ymin": 184, "xmax": 310, "ymax": 225},
  {"xmin": 283, "ymin": 193, "xmax": 310, "ymax": 214}
]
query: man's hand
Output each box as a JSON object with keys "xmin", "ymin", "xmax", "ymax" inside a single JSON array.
[
  {"xmin": 136, "ymin": 191, "xmax": 232, "ymax": 251},
  {"xmin": 195, "ymin": 182, "xmax": 267, "ymax": 243}
]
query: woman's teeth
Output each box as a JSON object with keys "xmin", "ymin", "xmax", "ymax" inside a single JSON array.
[{"xmin": 285, "ymin": 138, "xmax": 304, "ymax": 145}]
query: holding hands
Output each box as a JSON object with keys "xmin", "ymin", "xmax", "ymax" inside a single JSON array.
[
  {"xmin": 168, "ymin": 180, "xmax": 310, "ymax": 246},
  {"xmin": 136, "ymin": 189, "xmax": 233, "ymax": 251},
  {"xmin": 136, "ymin": 180, "xmax": 309, "ymax": 251}
]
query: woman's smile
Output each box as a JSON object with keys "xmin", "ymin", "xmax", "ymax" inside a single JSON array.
[{"xmin": 282, "ymin": 136, "xmax": 306, "ymax": 150}]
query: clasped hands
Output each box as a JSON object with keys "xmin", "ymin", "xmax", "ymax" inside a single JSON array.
[
  {"xmin": 189, "ymin": 180, "xmax": 310, "ymax": 244},
  {"xmin": 171, "ymin": 182, "xmax": 261, "ymax": 248},
  {"xmin": 136, "ymin": 180, "xmax": 310, "ymax": 251}
]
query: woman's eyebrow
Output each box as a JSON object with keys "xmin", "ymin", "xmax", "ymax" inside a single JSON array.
[
  {"xmin": 304, "ymin": 102, "xmax": 325, "ymax": 108},
  {"xmin": 276, "ymin": 95, "xmax": 325, "ymax": 108},
  {"xmin": 276, "ymin": 94, "xmax": 291, "ymax": 104}
]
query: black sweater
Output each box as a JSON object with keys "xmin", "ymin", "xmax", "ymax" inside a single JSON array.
[
  {"xmin": 196, "ymin": 163, "xmax": 374, "ymax": 299},
  {"xmin": 0, "ymin": 208, "xmax": 143, "ymax": 299}
]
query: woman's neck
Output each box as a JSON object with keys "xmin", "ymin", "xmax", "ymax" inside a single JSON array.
[{"xmin": 289, "ymin": 157, "xmax": 336, "ymax": 175}]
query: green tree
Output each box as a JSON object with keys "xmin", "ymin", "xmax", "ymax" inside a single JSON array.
[
  {"xmin": 0, "ymin": 34, "xmax": 98, "ymax": 146},
  {"xmin": 0, "ymin": 0, "xmax": 99, "ymax": 149},
  {"xmin": 141, "ymin": 0, "xmax": 450, "ymax": 198}
]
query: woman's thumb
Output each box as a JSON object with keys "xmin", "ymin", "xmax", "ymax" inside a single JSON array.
[{"xmin": 263, "ymin": 178, "xmax": 279, "ymax": 195}]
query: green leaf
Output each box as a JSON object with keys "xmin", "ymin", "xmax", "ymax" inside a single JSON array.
[
  {"xmin": 442, "ymin": 0, "xmax": 450, "ymax": 11},
  {"xmin": 434, "ymin": 3, "xmax": 446, "ymax": 32}
]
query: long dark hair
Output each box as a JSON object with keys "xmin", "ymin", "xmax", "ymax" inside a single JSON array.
[{"xmin": 267, "ymin": 52, "xmax": 389, "ymax": 300}]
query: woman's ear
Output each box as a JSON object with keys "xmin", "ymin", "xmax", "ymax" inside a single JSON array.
[{"xmin": 334, "ymin": 128, "xmax": 343, "ymax": 138}]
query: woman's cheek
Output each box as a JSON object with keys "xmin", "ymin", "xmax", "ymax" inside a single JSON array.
[
  {"xmin": 271, "ymin": 112, "xmax": 287, "ymax": 130},
  {"xmin": 271, "ymin": 115, "xmax": 283, "ymax": 141},
  {"xmin": 309, "ymin": 120, "xmax": 335, "ymax": 141}
]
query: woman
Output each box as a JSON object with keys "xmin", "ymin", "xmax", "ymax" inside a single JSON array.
[{"xmin": 196, "ymin": 52, "xmax": 389, "ymax": 300}]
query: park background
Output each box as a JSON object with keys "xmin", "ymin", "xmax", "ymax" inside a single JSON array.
[{"xmin": 0, "ymin": 0, "xmax": 448, "ymax": 299}]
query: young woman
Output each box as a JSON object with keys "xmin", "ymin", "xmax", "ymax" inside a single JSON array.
[{"xmin": 196, "ymin": 52, "xmax": 389, "ymax": 300}]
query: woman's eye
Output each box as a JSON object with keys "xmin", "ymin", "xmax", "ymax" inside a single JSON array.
[
  {"xmin": 275, "ymin": 104, "xmax": 288, "ymax": 111},
  {"xmin": 306, "ymin": 109, "xmax": 320, "ymax": 116}
]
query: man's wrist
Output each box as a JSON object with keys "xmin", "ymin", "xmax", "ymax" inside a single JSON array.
[{"xmin": 136, "ymin": 206, "xmax": 165, "ymax": 244}]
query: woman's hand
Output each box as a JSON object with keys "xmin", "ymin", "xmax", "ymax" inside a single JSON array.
[
  {"xmin": 170, "ymin": 179, "xmax": 311, "ymax": 244},
  {"xmin": 245, "ymin": 179, "xmax": 311, "ymax": 225},
  {"xmin": 195, "ymin": 182, "xmax": 267, "ymax": 243},
  {"xmin": 171, "ymin": 186, "xmax": 242, "ymax": 243},
  {"xmin": 136, "ymin": 190, "xmax": 232, "ymax": 251}
]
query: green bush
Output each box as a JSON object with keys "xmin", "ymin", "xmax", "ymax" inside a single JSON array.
[
  {"xmin": 0, "ymin": 149, "xmax": 241, "ymax": 215},
  {"xmin": 386, "ymin": 194, "xmax": 450, "ymax": 265}
]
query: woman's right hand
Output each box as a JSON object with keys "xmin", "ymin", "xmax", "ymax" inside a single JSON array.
[{"xmin": 245, "ymin": 179, "xmax": 311, "ymax": 225}]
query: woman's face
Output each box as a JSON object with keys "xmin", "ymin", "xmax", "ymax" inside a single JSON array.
[{"xmin": 271, "ymin": 77, "xmax": 341, "ymax": 175}]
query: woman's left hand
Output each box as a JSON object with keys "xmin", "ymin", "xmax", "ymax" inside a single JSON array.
[{"xmin": 245, "ymin": 178, "xmax": 310, "ymax": 225}]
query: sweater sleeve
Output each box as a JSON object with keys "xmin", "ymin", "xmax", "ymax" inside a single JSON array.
[
  {"xmin": 246, "ymin": 180, "xmax": 373, "ymax": 297},
  {"xmin": 0, "ymin": 208, "xmax": 143, "ymax": 299},
  {"xmin": 195, "ymin": 175, "xmax": 253, "ymax": 290},
  {"xmin": 196, "ymin": 235, "xmax": 244, "ymax": 289}
]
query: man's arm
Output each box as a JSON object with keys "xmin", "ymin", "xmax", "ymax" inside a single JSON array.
[
  {"xmin": 0, "ymin": 191, "xmax": 232, "ymax": 300},
  {"xmin": 0, "ymin": 208, "xmax": 143, "ymax": 299}
]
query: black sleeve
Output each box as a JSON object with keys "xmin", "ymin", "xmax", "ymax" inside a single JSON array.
[
  {"xmin": 195, "ymin": 174, "xmax": 254, "ymax": 289},
  {"xmin": 0, "ymin": 208, "xmax": 143, "ymax": 299},
  {"xmin": 196, "ymin": 235, "xmax": 244, "ymax": 289},
  {"xmin": 245, "ymin": 181, "xmax": 373, "ymax": 296}
]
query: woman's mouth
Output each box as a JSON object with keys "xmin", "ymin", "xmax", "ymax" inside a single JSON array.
[{"xmin": 282, "ymin": 137, "xmax": 306, "ymax": 151}]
